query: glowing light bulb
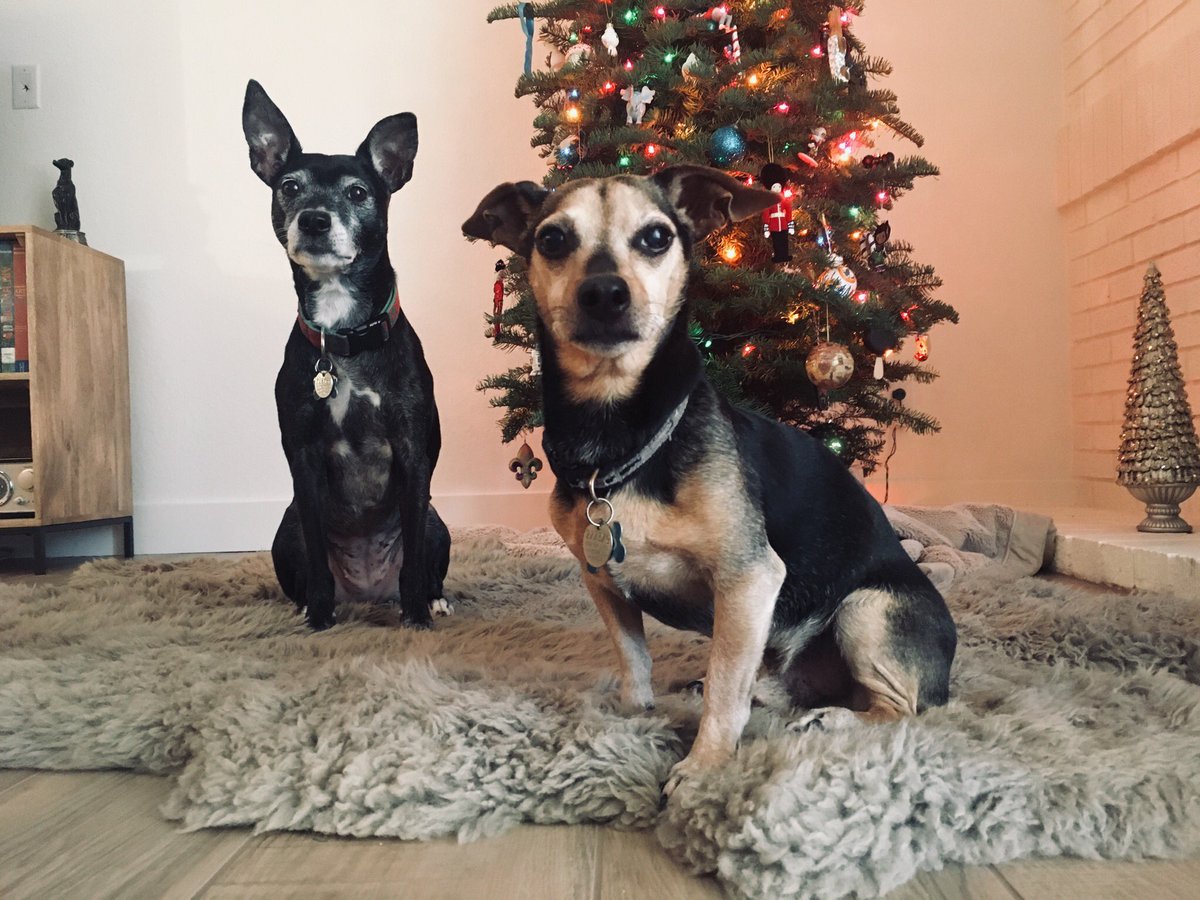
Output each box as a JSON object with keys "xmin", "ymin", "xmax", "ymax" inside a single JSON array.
[
  {"xmin": 855, "ymin": 291, "xmax": 869, "ymax": 303},
  {"xmin": 664, "ymin": 51, "xmax": 677, "ymax": 63},
  {"xmin": 840, "ymin": 12, "xmax": 851, "ymax": 25},
  {"xmin": 565, "ymin": 106, "xmax": 581, "ymax": 123},
  {"xmin": 721, "ymin": 242, "xmax": 742, "ymax": 263},
  {"xmin": 618, "ymin": 154, "xmax": 632, "ymax": 168},
  {"xmin": 787, "ymin": 310, "xmax": 800, "ymax": 324},
  {"xmin": 812, "ymin": 44, "xmax": 824, "ymax": 57},
  {"xmin": 623, "ymin": 8, "xmax": 637, "ymax": 24},
  {"xmin": 849, "ymin": 230, "xmax": 863, "ymax": 241},
  {"xmin": 654, "ymin": 5, "xmax": 667, "ymax": 19},
  {"xmin": 747, "ymin": 73, "xmax": 760, "ymax": 87},
  {"xmin": 783, "ymin": 188, "xmax": 793, "ymax": 198},
  {"xmin": 775, "ymin": 101, "xmax": 790, "ymax": 114},
  {"xmin": 742, "ymin": 342, "xmax": 756, "ymax": 357},
  {"xmin": 569, "ymin": 32, "xmax": 580, "ymax": 44},
  {"xmin": 644, "ymin": 143, "xmax": 659, "ymax": 158},
  {"xmin": 624, "ymin": 58, "xmax": 634, "ymax": 71},
  {"xmin": 848, "ymin": 205, "xmax": 862, "ymax": 218},
  {"xmin": 876, "ymin": 190, "xmax": 890, "ymax": 204},
  {"xmin": 602, "ymin": 81, "xmax": 616, "ymax": 93}
]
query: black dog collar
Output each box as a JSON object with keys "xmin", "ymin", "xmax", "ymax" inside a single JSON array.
[
  {"xmin": 551, "ymin": 397, "xmax": 690, "ymax": 493},
  {"xmin": 296, "ymin": 285, "xmax": 401, "ymax": 357}
]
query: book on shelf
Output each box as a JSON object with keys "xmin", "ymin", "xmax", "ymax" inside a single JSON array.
[
  {"xmin": 0, "ymin": 239, "xmax": 14, "ymax": 372},
  {"xmin": 12, "ymin": 241, "xmax": 28, "ymax": 372}
]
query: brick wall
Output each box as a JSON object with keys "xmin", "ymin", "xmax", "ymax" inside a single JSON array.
[{"xmin": 1061, "ymin": 0, "xmax": 1200, "ymax": 518}]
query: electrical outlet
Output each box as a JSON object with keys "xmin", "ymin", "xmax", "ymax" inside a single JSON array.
[{"xmin": 12, "ymin": 65, "xmax": 40, "ymax": 109}]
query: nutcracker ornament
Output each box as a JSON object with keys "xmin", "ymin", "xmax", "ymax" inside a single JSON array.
[
  {"xmin": 490, "ymin": 259, "xmax": 506, "ymax": 339},
  {"xmin": 759, "ymin": 163, "xmax": 796, "ymax": 263}
]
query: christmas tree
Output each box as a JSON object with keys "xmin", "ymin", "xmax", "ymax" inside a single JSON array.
[
  {"xmin": 1117, "ymin": 263, "xmax": 1200, "ymax": 487},
  {"xmin": 479, "ymin": 0, "xmax": 957, "ymax": 474}
]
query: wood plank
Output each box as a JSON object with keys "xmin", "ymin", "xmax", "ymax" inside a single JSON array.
[
  {"xmin": 26, "ymin": 228, "xmax": 132, "ymax": 525},
  {"xmin": 886, "ymin": 865, "xmax": 1019, "ymax": 900},
  {"xmin": 594, "ymin": 827, "xmax": 723, "ymax": 899},
  {"xmin": 205, "ymin": 823, "xmax": 596, "ymax": 900},
  {"xmin": 0, "ymin": 769, "xmax": 33, "ymax": 796},
  {"xmin": 0, "ymin": 771, "xmax": 250, "ymax": 900},
  {"xmin": 995, "ymin": 856, "xmax": 1200, "ymax": 900}
]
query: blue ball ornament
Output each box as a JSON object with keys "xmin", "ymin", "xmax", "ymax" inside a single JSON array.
[
  {"xmin": 556, "ymin": 141, "xmax": 581, "ymax": 168},
  {"xmin": 709, "ymin": 126, "xmax": 746, "ymax": 166}
]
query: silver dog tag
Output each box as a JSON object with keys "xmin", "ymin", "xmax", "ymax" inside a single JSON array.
[{"xmin": 313, "ymin": 369, "xmax": 336, "ymax": 400}]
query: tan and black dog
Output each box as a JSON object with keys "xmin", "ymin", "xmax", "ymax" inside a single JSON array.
[{"xmin": 463, "ymin": 167, "xmax": 956, "ymax": 795}]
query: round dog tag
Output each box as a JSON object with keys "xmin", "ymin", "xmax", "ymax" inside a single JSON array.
[
  {"xmin": 313, "ymin": 370, "xmax": 335, "ymax": 400},
  {"xmin": 583, "ymin": 523, "xmax": 615, "ymax": 569}
]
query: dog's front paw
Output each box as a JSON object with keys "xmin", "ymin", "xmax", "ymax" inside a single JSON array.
[
  {"xmin": 304, "ymin": 605, "xmax": 336, "ymax": 631},
  {"xmin": 660, "ymin": 753, "xmax": 712, "ymax": 804},
  {"xmin": 619, "ymin": 682, "xmax": 656, "ymax": 713},
  {"xmin": 429, "ymin": 597, "xmax": 453, "ymax": 618}
]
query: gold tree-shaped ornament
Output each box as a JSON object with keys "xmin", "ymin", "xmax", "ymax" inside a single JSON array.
[{"xmin": 1116, "ymin": 262, "xmax": 1200, "ymax": 532}]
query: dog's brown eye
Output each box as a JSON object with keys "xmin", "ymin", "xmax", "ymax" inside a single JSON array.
[
  {"xmin": 635, "ymin": 224, "xmax": 673, "ymax": 256},
  {"xmin": 347, "ymin": 184, "xmax": 368, "ymax": 203},
  {"xmin": 535, "ymin": 225, "xmax": 573, "ymax": 260},
  {"xmin": 280, "ymin": 179, "xmax": 301, "ymax": 198}
]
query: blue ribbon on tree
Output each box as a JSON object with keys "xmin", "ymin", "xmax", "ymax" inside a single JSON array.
[{"xmin": 518, "ymin": 3, "xmax": 535, "ymax": 75}]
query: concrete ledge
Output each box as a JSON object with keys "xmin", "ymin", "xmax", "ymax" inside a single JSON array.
[{"xmin": 1043, "ymin": 508, "xmax": 1200, "ymax": 598}]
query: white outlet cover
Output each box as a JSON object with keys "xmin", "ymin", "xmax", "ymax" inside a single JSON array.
[{"xmin": 12, "ymin": 64, "xmax": 40, "ymax": 109}]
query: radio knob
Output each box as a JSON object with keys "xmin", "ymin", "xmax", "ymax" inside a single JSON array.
[
  {"xmin": 16, "ymin": 467, "xmax": 34, "ymax": 491},
  {"xmin": 0, "ymin": 471, "xmax": 11, "ymax": 506}
]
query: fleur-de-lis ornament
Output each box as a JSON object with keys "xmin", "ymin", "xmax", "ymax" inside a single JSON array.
[{"xmin": 509, "ymin": 440, "xmax": 544, "ymax": 489}]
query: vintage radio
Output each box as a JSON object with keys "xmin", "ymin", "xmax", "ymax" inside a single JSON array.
[{"xmin": 0, "ymin": 461, "xmax": 34, "ymax": 517}]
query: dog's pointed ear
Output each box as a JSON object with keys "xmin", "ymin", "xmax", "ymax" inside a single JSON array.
[
  {"xmin": 358, "ymin": 113, "xmax": 419, "ymax": 193},
  {"xmin": 651, "ymin": 165, "xmax": 779, "ymax": 240},
  {"xmin": 242, "ymin": 80, "xmax": 301, "ymax": 185},
  {"xmin": 462, "ymin": 182, "xmax": 549, "ymax": 254}
]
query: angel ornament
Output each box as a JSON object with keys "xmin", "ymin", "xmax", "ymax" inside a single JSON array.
[{"xmin": 621, "ymin": 85, "xmax": 656, "ymax": 125}]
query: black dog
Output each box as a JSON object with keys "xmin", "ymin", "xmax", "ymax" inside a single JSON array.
[
  {"xmin": 243, "ymin": 80, "xmax": 450, "ymax": 630},
  {"xmin": 465, "ymin": 167, "xmax": 956, "ymax": 794}
]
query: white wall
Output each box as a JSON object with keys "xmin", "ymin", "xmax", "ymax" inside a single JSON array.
[
  {"xmin": 855, "ymin": 2, "xmax": 1073, "ymax": 509},
  {"xmin": 0, "ymin": 0, "xmax": 1072, "ymax": 556},
  {"xmin": 1, "ymin": 0, "xmax": 548, "ymax": 555}
]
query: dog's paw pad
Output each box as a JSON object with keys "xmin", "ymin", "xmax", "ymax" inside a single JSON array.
[{"xmin": 430, "ymin": 598, "xmax": 453, "ymax": 617}]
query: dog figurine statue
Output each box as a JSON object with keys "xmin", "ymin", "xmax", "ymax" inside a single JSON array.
[
  {"xmin": 243, "ymin": 80, "xmax": 451, "ymax": 631},
  {"xmin": 464, "ymin": 166, "xmax": 956, "ymax": 795}
]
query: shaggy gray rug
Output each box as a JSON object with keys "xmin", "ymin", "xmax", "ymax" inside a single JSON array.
[{"xmin": 1, "ymin": 526, "xmax": 1198, "ymax": 899}]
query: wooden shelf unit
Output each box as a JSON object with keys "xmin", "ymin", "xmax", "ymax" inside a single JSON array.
[{"xmin": 0, "ymin": 226, "xmax": 133, "ymax": 572}]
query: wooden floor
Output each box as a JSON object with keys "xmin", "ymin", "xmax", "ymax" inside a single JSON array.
[{"xmin": 2, "ymin": 559, "xmax": 1198, "ymax": 899}]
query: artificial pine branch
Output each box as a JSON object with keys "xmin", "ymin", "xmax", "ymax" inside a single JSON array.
[{"xmin": 477, "ymin": 0, "xmax": 956, "ymax": 472}]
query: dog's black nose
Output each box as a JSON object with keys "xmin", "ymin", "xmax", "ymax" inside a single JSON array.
[
  {"xmin": 577, "ymin": 275, "xmax": 631, "ymax": 323},
  {"xmin": 298, "ymin": 210, "xmax": 332, "ymax": 235}
]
